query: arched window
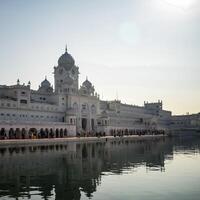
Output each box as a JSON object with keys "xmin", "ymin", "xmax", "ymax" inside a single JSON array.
[{"xmin": 91, "ymin": 105, "xmax": 96, "ymax": 114}]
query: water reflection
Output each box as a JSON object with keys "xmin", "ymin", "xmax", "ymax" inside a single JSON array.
[{"xmin": 0, "ymin": 137, "xmax": 200, "ymax": 200}]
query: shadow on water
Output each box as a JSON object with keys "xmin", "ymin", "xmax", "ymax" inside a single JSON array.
[{"xmin": 0, "ymin": 137, "xmax": 200, "ymax": 200}]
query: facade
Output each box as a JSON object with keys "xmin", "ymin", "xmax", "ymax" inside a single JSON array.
[
  {"xmin": 171, "ymin": 113, "xmax": 200, "ymax": 131},
  {"xmin": 0, "ymin": 46, "xmax": 173, "ymax": 138}
]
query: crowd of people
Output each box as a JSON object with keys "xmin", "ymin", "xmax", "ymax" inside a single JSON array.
[
  {"xmin": 77, "ymin": 129, "xmax": 165, "ymax": 138},
  {"xmin": 0, "ymin": 127, "xmax": 165, "ymax": 140}
]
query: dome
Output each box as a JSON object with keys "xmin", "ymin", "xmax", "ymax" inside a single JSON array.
[
  {"xmin": 41, "ymin": 77, "xmax": 51, "ymax": 88},
  {"xmin": 38, "ymin": 77, "xmax": 53, "ymax": 94},
  {"xmin": 82, "ymin": 78, "xmax": 92, "ymax": 88},
  {"xmin": 58, "ymin": 47, "xmax": 75, "ymax": 71}
]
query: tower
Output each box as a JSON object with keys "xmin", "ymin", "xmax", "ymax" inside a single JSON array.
[{"xmin": 54, "ymin": 46, "xmax": 79, "ymax": 95}]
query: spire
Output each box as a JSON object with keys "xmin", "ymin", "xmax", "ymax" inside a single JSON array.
[
  {"xmin": 17, "ymin": 79, "xmax": 20, "ymax": 85},
  {"xmin": 45, "ymin": 76, "xmax": 47, "ymax": 80},
  {"xmin": 65, "ymin": 44, "xmax": 68, "ymax": 52},
  {"xmin": 86, "ymin": 76, "xmax": 88, "ymax": 80}
]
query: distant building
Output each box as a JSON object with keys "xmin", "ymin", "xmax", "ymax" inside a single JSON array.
[
  {"xmin": 0, "ymin": 45, "xmax": 189, "ymax": 138},
  {"xmin": 171, "ymin": 113, "xmax": 200, "ymax": 131}
]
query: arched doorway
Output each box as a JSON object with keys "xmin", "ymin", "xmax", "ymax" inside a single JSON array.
[
  {"xmin": 40, "ymin": 128, "xmax": 45, "ymax": 138},
  {"xmin": 29, "ymin": 128, "xmax": 37, "ymax": 139},
  {"xmin": 82, "ymin": 118, "xmax": 87, "ymax": 131},
  {"xmin": 15, "ymin": 128, "xmax": 21, "ymax": 139},
  {"xmin": 50, "ymin": 128, "xmax": 54, "ymax": 138},
  {"xmin": 60, "ymin": 129, "xmax": 63, "ymax": 138},
  {"xmin": 45, "ymin": 128, "xmax": 49, "ymax": 138},
  {"xmin": 21, "ymin": 128, "xmax": 26, "ymax": 139},
  {"xmin": 64, "ymin": 129, "xmax": 67, "ymax": 137},
  {"xmin": 56, "ymin": 129, "xmax": 59, "ymax": 138},
  {"xmin": 91, "ymin": 119, "xmax": 95, "ymax": 131},
  {"xmin": 0, "ymin": 128, "xmax": 6, "ymax": 140}
]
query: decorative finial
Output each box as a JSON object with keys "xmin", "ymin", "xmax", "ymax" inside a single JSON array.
[
  {"xmin": 17, "ymin": 79, "xmax": 20, "ymax": 85},
  {"xmin": 45, "ymin": 76, "xmax": 47, "ymax": 80},
  {"xmin": 65, "ymin": 44, "xmax": 68, "ymax": 52},
  {"xmin": 86, "ymin": 76, "xmax": 88, "ymax": 80},
  {"xmin": 28, "ymin": 81, "xmax": 31, "ymax": 85}
]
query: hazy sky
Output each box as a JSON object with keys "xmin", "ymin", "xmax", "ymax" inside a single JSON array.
[{"xmin": 0, "ymin": 0, "xmax": 199, "ymax": 115}]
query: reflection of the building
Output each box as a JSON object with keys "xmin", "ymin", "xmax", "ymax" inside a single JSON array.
[{"xmin": 0, "ymin": 137, "xmax": 199, "ymax": 200}]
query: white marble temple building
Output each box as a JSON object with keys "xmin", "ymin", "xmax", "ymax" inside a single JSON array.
[{"xmin": 0, "ymin": 46, "xmax": 172, "ymax": 138}]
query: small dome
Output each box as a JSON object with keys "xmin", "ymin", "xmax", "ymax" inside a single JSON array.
[
  {"xmin": 41, "ymin": 77, "xmax": 50, "ymax": 88},
  {"xmin": 82, "ymin": 78, "xmax": 92, "ymax": 88},
  {"xmin": 58, "ymin": 47, "xmax": 75, "ymax": 71},
  {"xmin": 38, "ymin": 77, "xmax": 53, "ymax": 94}
]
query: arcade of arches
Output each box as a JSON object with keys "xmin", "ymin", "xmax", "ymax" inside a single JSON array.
[
  {"xmin": 0, "ymin": 126, "xmax": 165, "ymax": 140},
  {"xmin": 0, "ymin": 127, "xmax": 68, "ymax": 139}
]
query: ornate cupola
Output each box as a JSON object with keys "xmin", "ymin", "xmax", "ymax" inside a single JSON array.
[
  {"xmin": 38, "ymin": 77, "xmax": 53, "ymax": 94},
  {"xmin": 80, "ymin": 77, "xmax": 95, "ymax": 96},
  {"xmin": 54, "ymin": 45, "xmax": 79, "ymax": 95}
]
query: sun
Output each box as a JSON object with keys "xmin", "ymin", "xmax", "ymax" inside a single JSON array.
[{"xmin": 163, "ymin": 0, "xmax": 196, "ymax": 9}]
